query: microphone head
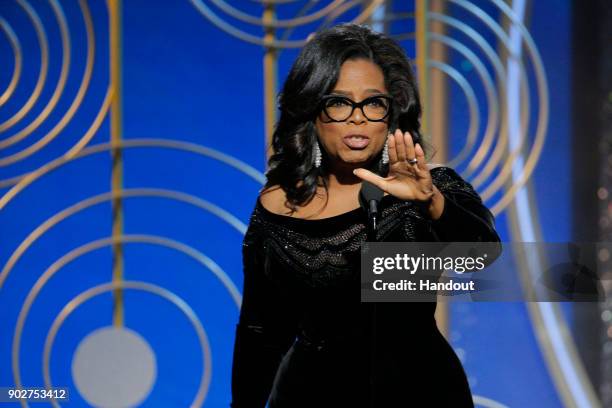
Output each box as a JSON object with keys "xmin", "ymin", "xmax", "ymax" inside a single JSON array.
[{"xmin": 359, "ymin": 180, "xmax": 384, "ymax": 212}]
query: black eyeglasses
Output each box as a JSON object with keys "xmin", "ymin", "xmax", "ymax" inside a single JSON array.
[{"xmin": 319, "ymin": 94, "xmax": 393, "ymax": 122}]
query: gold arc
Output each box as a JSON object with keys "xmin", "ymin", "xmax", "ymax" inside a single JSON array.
[
  {"xmin": 426, "ymin": 32, "xmax": 499, "ymax": 173},
  {"xmin": 0, "ymin": 0, "xmax": 72, "ymax": 150},
  {"xmin": 0, "ymin": 188, "xmax": 247, "ymax": 298},
  {"xmin": 419, "ymin": 6, "xmax": 547, "ymax": 216},
  {"xmin": 319, "ymin": 0, "xmax": 360, "ymax": 26},
  {"xmin": 0, "ymin": 0, "xmax": 49, "ymax": 132},
  {"xmin": 0, "ymin": 17, "xmax": 23, "ymax": 106},
  {"xmin": 490, "ymin": 58, "xmax": 548, "ymax": 211},
  {"xmin": 12, "ymin": 236, "xmax": 239, "ymax": 407},
  {"xmin": 427, "ymin": 60, "xmax": 479, "ymax": 170},
  {"xmin": 475, "ymin": 17, "xmax": 544, "ymax": 214},
  {"xmin": 64, "ymin": 87, "xmax": 112, "ymax": 158},
  {"xmin": 425, "ymin": 47, "xmax": 528, "ymax": 208},
  {"xmin": 454, "ymin": 16, "xmax": 519, "ymax": 182},
  {"xmin": 41, "ymin": 281, "xmax": 213, "ymax": 408},
  {"xmin": 0, "ymin": 0, "xmax": 96, "ymax": 166},
  {"xmin": 471, "ymin": 68, "xmax": 528, "ymax": 191},
  {"xmin": 428, "ymin": 12, "xmax": 508, "ymax": 178},
  {"xmin": 318, "ymin": 0, "xmax": 384, "ymax": 28},
  {"xmin": 190, "ymin": 0, "xmax": 382, "ymax": 48},
  {"xmin": 219, "ymin": 0, "xmax": 383, "ymax": 49},
  {"xmin": 213, "ymin": 0, "xmax": 344, "ymax": 28},
  {"xmin": 0, "ymin": 86, "xmax": 112, "ymax": 189},
  {"xmin": 464, "ymin": 74, "xmax": 508, "ymax": 182},
  {"xmin": 446, "ymin": 0, "xmax": 548, "ymax": 215},
  {"xmin": 478, "ymin": 75, "xmax": 529, "ymax": 197},
  {"xmin": 429, "ymin": 1, "xmax": 448, "ymax": 163},
  {"xmin": 352, "ymin": 0, "xmax": 384, "ymax": 25},
  {"xmin": 0, "ymin": 138, "xmax": 266, "ymax": 211},
  {"xmin": 43, "ymin": 281, "xmax": 212, "ymax": 407}
]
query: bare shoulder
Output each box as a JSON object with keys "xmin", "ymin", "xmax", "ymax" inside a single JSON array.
[{"xmin": 259, "ymin": 184, "xmax": 289, "ymax": 215}]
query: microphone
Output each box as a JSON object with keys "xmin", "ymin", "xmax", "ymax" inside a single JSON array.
[
  {"xmin": 358, "ymin": 180, "xmax": 384, "ymax": 405},
  {"xmin": 359, "ymin": 180, "xmax": 384, "ymax": 241}
]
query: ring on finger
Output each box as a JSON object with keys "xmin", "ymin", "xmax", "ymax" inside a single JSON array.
[{"xmin": 407, "ymin": 157, "xmax": 418, "ymax": 165}]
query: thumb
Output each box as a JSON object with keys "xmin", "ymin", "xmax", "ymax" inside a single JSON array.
[{"xmin": 353, "ymin": 168, "xmax": 389, "ymax": 190}]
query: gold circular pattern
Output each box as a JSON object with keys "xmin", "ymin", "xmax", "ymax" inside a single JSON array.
[{"xmin": 0, "ymin": 0, "xmax": 107, "ymax": 187}]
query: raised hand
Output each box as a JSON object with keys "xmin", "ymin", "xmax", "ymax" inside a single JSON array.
[{"xmin": 352, "ymin": 128, "xmax": 445, "ymax": 219}]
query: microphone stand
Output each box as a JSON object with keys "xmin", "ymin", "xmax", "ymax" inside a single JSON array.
[
  {"xmin": 359, "ymin": 181, "xmax": 382, "ymax": 407},
  {"xmin": 366, "ymin": 200, "xmax": 378, "ymax": 242},
  {"xmin": 367, "ymin": 205, "xmax": 378, "ymax": 407}
]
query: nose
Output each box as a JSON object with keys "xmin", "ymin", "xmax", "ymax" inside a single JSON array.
[{"xmin": 348, "ymin": 106, "xmax": 367, "ymax": 125}]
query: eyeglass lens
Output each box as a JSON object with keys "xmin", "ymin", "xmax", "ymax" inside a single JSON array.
[{"xmin": 323, "ymin": 96, "xmax": 390, "ymax": 121}]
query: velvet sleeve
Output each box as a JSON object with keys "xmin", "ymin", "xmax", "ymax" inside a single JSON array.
[
  {"xmin": 230, "ymin": 220, "xmax": 300, "ymax": 408},
  {"xmin": 428, "ymin": 167, "xmax": 502, "ymax": 247}
]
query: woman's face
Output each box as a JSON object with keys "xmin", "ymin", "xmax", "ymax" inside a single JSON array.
[{"xmin": 315, "ymin": 58, "xmax": 390, "ymax": 171}]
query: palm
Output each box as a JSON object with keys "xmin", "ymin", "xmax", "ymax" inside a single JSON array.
[{"xmin": 353, "ymin": 129, "xmax": 434, "ymax": 202}]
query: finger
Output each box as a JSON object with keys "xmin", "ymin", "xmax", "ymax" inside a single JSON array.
[
  {"xmin": 394, "ymin": 128, "xmax": 407, "ymax": 161},
  {"xmin": 404, "ymin": 131, "xmax": 416, "ymax": 164},
  {"xmin": 353, "ymin": 168, "xmax": 391, "ymax": 191},
  {"xmin": 387, "ymin": 132, "xmax": 399, "ymax": 164},
  {"xmin": 414, "ymin": 143, "xmax": 428, "ymax": 173}
]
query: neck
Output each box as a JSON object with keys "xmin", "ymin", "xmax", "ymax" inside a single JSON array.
[{"xmin": 325, "ymin": 160, "xmax": 375, "ymax": 190}]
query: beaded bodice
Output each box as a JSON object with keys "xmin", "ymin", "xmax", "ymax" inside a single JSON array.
[
  {"xmin": 247, "ymin": 194, "xmax": 427, "ymax": 289},
  {"xmin": 243, "ymin": 166, "xmax": 485, "ymax": 290}
]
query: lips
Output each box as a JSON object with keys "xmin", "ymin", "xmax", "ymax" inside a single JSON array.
[{"xmin": 343, "ymin": 134, "xmax": 370, "ymax": 149}]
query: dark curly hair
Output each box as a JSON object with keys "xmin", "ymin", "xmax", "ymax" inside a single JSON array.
[{"xmin": 263, "ymin": 22, "xmax": 429, "ymax": 213}]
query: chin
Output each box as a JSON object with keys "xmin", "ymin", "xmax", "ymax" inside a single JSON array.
[{"xmin": 339, "ymin": 153, "xmax": 374, "ymax": 165}]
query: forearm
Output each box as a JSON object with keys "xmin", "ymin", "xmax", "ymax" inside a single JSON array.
[
  {"xmin": 428, "ymin": 189, "xmax": 500, "ymax": 243},
  {"xmin": 427, "ymin": 185, "xmax": 445, "ymax": 221}
]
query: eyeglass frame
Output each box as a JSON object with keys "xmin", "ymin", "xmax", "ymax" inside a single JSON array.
[{"xmin": 318, "ymin": 94, "xmax": 393, "ymax": 123}]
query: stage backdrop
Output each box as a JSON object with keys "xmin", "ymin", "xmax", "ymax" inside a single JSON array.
[{"xmin": 0, "ymin": 1, "xmax": 590, "ymax": 407}]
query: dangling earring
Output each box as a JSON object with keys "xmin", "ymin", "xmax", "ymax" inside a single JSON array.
[
  {"xmin": 314, "ymin": 140, "xmax": 322, "ymax": 168},
  {"xmin": 382, "ymin": 139, "xmax": 389, "ymax": 164}
]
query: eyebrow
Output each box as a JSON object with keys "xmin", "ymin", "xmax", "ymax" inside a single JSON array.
[{"xmin": 331, "ymin": 89, "xmax": 385, "ymax": 95}]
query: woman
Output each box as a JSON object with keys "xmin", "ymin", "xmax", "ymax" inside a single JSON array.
[{"xmin": 230, "ymin": 23, "xmax": 501, "ymax": 408}]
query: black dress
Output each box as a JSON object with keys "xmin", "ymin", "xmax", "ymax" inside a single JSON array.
[{"xmin": 230, "ymin": 166, "xmax": 501, "ymax": 408}]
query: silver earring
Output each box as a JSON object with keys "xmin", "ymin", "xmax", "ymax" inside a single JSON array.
[
  {"xmin": 314, "ymin": 141, "xmax": 322, "ymax": 168},
  {"xmin": 382, "ymin": 139, "xmax": 389, "ymax": 164}
]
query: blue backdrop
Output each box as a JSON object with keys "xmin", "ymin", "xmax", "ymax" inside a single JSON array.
[{"xmin": 0, "ymin": 1, "xmax": 574, "ymax": 406}]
